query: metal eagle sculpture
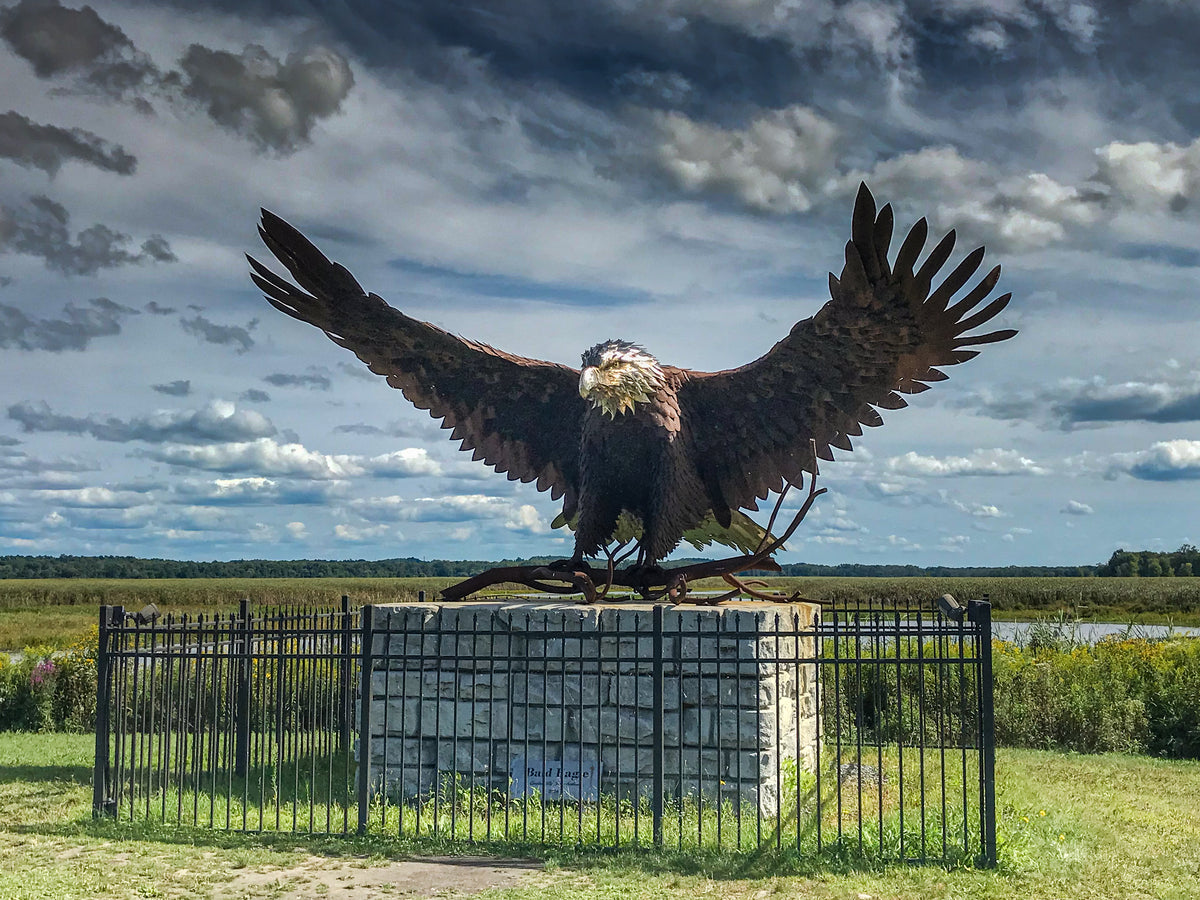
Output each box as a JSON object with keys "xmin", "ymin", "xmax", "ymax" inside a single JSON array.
[{"xmin": 248, "ymin": 184, "xmax": 1015, "ymax": 602}]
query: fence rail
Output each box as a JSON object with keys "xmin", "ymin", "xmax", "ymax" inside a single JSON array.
[{"xmin": 93, "ymin": 594, "xmax": 995, "ymax": 866}]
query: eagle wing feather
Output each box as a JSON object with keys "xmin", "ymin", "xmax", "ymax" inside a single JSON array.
[
  {"xmin": 248, "ymin": 210, "xmax": 585, "ymax": 512},
  {"xmin": 679, "ymin": 183, "xmax": 1016, "ymax": 515}
]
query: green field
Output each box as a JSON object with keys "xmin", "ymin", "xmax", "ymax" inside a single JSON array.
[
  {"xmin": 2, "ymin": 575, "xmax": 1199, "ymax": 650},
  {"xmin": 0, "ymin": 577, "xmax": 443, "ymax": 650},
  {"xmin": 2, "ymin": 732, "xmax": 1199, "ymax": 899}
]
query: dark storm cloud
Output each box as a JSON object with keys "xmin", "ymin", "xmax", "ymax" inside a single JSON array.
[
  {"xmin": 153, "ymin": 0, "xmax": 900, "ymax": 124},
  {"xmin": 0, "ymin": 0, "xmax": 159, "ymax": 106},
  {"xmin": 263, "ymin": 371, "xmax": 332, "ymax": 390},
  {"xmin": 7, "ymin": 400, "xmax": 276, "ymax": 443},
  {"xmin": 0, "ymin": 195, "xmax": 176, "ymax": 275},
  {"xmin": 98, "ymin": 0, "xmax": 1198, "ymax": 257},
  {"xmin": 179, "ymin": 314, "xmax": 256, "ymax": 353},
  {"xmin": 0, "ymin": 110, "xmax": 137, "ymax": 176},
  {"xmin": 0, "ymin": 296, "xmax": 137, "ymax": 351},
  {"xmin": 151, "ymin": 379, "xmax": 191, "ymax": 397},
  {"xmin": 143, "ymin": 301, "xmax": 176, "ymax": 315},
  {"xmin": 119, "ymin": 0, "xmax": 1200, "ymax": 182},
  {"xmin": 239, "ymin": 388, "xmax": 271, "ymax": 402},
  {"xmin": 1, "ymin": 0, "xmax": 127, "ymax": 77},
  {"xmin": 968, "ymin": 374, "xmax": 1200, "ymax": 429},
  {"xmin": 1061, "ymin": 390, "xmax": 1200, "ymax": 425},
  {"xmin": 167, "ymin": 1, "xmax": 1195, "ymax": 130},
  {"xmin": 1, "ymin": 1, "xmax": 355, "ymax": 153},
  {"xmin": 174, "ymin": 43, "xmax": 355, "ymax": 152}
]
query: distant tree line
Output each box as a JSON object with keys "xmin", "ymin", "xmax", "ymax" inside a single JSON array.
[
  {"xmin": 1096, "ymin": 545, "xmax": 1199, "ymax": 577},
  {"xmin": 765, "ymin": 562, "xmax": 1095, "ymax": 577},
  {"xmin": 0, "ymin": 555, "xmax": 561, "ymax": 579},
  {"xmin": 0, "ymin": 554, "xmax": 1096, "ymax": 580}
]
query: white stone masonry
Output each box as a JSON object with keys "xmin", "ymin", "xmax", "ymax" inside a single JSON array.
[{"xmin": 361, "ymin": 600, "xmax": 819, "ymax": 814}]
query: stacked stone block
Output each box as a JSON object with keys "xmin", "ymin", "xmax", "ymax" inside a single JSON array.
[{"xmin": 363, "ymin": 600, "xmax": 819, "ymax": 814}]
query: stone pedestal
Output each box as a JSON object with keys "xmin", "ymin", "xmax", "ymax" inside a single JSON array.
[{"xmin": 362, "ymin": 600, "xmax": 819, "ymax": 814}]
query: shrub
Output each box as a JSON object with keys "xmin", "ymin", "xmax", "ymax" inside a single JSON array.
[
  {"xmin": 0, "ymin": 630, "xmax": 97, "ymax": 732},
  {"xmin": 823, "ymin": 630, "xmax": 1200, "ymax": 759},
  {"xmin": 992, "ymin": 637, "xmax": 1200, "ymax": 757}
]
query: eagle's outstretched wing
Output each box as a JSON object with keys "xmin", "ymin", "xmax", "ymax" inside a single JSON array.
[
  {"xmin": 248, "ymin": 211, "xmax": 586, "ymax": 512},
  {"xmin": 679, "ymin": 183, "xmax": 1016, "ymax": 518}
]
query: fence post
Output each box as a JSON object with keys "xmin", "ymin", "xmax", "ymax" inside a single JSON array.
[
  {"xmin": 970, "ymin": 596, "xmax": 997, "ymax": 867},
  {"xmin": 92, "ymin": 605, "xmax": 118, "ymax": 817},
  {"xmin": 234, "ymin": 598, "xmax": 252, "ymax": 778},
  {"xmin": 357, "ymin": 604, "xmax": 376, "ymax": 835},
  {"xmin": 338, "ymin": 595, "xmax": 352, "ymax": 756},
  {"xmin": 651, "ymin": 604, "xmax": 664, "ymax": 847}
]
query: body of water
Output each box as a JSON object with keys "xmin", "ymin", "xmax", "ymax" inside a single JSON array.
[{"xmin": 992, "ymin": 621, "xmax": 1200, "ymax": 643}]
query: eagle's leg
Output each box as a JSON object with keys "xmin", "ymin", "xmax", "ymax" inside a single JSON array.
[
  {"xmin": 564, "ymin": 493, "xmax": 622, "ymax": 571},
  {"xmin": 627, "ymin": 562, "xmax": 670, "ymax": 598},
  {"xmin": 545, "ymin": 553, "xmax": 587, "ymax": 572}
]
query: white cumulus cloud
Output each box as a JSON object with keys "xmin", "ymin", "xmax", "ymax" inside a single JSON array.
[
  {"xmin": 145, "ymin": 439, "xmax": 440, "ymax": 480},
  {"xmin": 655, "ymin": 105, "xmax": 840, "ymax": 213},
  {"xmin": 349, "ymin": 493, "xmax": 548, "ymax": 532},
  {"xmin": 1104, "ymin": 440, "xmax": 1200, "ymax": 482},
  {"xmin": 884, "ymin": 448, "xmax": 1049, "ymax": 477}
]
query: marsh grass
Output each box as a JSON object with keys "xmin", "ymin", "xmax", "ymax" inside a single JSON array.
[
  {"xmin": 0, "ymin": 578, "xmax": 440, "ymax": 649},
  {"xmin": 4, "ymin": 575, "xmax": 1200, "ymax": 650}
]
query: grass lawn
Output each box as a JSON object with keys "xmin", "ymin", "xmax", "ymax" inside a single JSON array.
[{"xmin": 1, "ymin": 733, "xmax": 1198, "ymax": 899}]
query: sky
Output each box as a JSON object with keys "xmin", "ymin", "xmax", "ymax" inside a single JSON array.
[{"xmin": 2, "ymin": 0, "xmax": 1200, "ymax": 568}]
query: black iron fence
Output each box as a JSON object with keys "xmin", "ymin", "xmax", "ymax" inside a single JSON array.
[
  {"xmin": 93, "ymin": 598, "xmax": 358, "ymax": 832},
  {"xmin": 93, "ymin": 594, "xmax": 995, "ymax": 866}
]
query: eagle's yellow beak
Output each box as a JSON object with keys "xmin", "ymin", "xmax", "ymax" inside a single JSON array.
[{"xmin": 579, "ymin": 366, "xmax": 600, "ymax": 398}]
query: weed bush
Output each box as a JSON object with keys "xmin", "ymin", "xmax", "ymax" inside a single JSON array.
[
  {"xmin": 992, "ymin": 637, "xmax": 1200, "ymax": 757},
  {"xmin": 823, "ymin": 632, "xmax": 1200, "ymax": 759},
  {"xmin": 0, "ymin": 629, "xmax": 96, "ymax": 732}
]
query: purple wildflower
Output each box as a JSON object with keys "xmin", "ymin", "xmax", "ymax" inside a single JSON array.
[{"xmin": 30, "ymin": 659, "xmax": 56, "ymax": 688}]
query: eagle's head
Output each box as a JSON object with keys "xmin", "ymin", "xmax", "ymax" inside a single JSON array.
[{"xmin": 578, "ymin": 339, "xmax": 666, "ymax": 418}]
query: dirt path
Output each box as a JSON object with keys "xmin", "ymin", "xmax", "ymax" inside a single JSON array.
[{"xmin": 219, "ymin": 855, "xmax": 543, "ymax": 899}]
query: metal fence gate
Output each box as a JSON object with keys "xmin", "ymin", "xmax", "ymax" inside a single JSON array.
[{"xmin": 93, "ymin": 594, "xmax": 995, "ymax": 866}]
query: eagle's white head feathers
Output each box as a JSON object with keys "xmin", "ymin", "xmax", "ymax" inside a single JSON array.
[{"xmin": 578, "ymin": 340, "xmax": 666, "ymax": 418}]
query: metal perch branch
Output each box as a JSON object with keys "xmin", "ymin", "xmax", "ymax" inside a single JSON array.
[{"xmin": 439, "ymin": 459, "xmax": 826, "ymax": 605}]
